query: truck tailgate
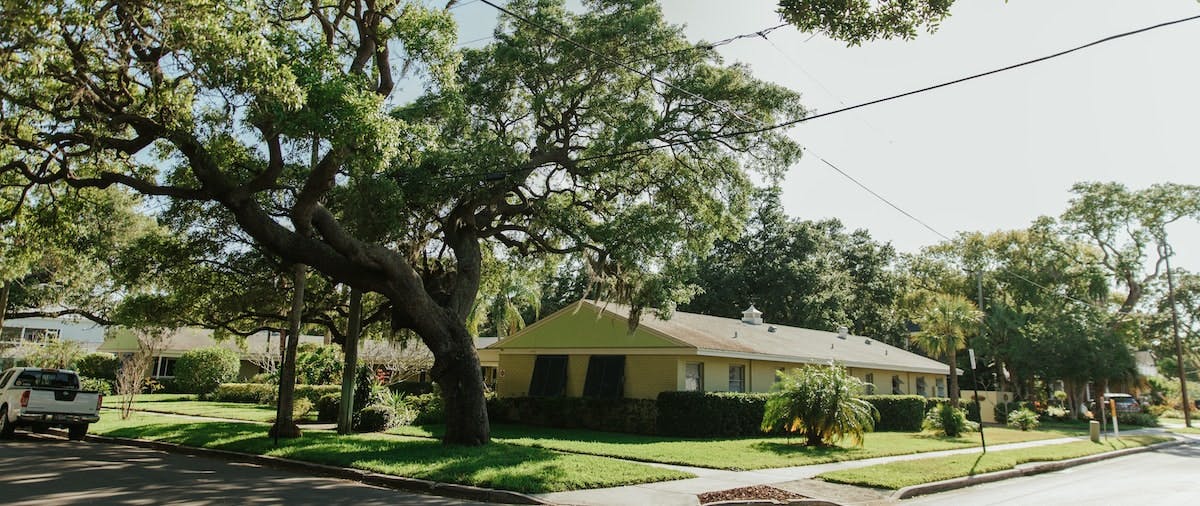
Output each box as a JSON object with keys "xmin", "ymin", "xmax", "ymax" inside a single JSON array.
[{"xmin": 26, "ymin": 389, "xmax": 100, "ymax": 415}]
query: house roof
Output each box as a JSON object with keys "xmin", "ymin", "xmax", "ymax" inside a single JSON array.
[
  {"xmin": 497, "ymin": 300, "xmax": 951, "ymax": 375},
  {"xmin": 98, "ymin": 327, "xmax": 325, "ymax": 358}
]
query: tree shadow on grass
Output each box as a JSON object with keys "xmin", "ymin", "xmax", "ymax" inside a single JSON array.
[
  {"xmin": 101, "ymin": 422, "xmax": 682, "ymax": 494},
  {"xmin": 748, "ymin": 440, "xmax": 857, "ymax": 459}
]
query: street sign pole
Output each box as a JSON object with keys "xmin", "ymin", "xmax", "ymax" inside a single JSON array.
[{"xmin": 970, "ymin": 348, "xmax": 986, "ymax": 453}]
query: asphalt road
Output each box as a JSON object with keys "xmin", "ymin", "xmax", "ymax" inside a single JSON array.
[
  {"xmin": 0, "ymin": 433, "xmax": 490, "ymax": 506},
  {"xmin": 905, "ymin": 437, "xmax": 1200, "ymax": 505}
]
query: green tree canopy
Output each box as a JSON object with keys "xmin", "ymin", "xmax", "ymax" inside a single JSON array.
[{"xmin": 0, "ymin": 0, "xmax": 802, "ymax": 445}]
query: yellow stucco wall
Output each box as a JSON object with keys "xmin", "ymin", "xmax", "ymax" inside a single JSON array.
[
  {"xmin": 497, "ymin": 354, "xmax": 536, "ymax": 397},
  {"xmin": 499, "ymin": 353, "xmax": 949, "ymax": 400},
  {"xmin": 626, "ymin": 355, "xmax": 678, "ymax": 399}
]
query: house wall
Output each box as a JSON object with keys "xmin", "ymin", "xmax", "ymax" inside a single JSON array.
[{"xmin": 497, "ymin": 354, "xmax": 537, "ymax": 397}]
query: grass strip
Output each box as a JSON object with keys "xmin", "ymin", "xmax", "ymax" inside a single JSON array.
[
  {"xmin": 816, "ymin": 435, "xmax": 1169, "ymax": 489},
  {"xmin": 389, "ymin": 423, "xmax": 1087, "ymax": 471},
  {"xmin": 103, "ymin": 400, "xmax": 291, "ymax": 422},
  {"xmin": 91, "ymin": 413, "xmax": 692, "ymax": 494}
]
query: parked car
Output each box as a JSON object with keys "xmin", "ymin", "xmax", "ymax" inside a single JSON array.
[
  {"xmin": 1091, "ymin": 393, "xmax": 1140, "ymax": 416},
  {"xmin": 0, "ymin": 367, "xmax": 102, "ymax": 440}
]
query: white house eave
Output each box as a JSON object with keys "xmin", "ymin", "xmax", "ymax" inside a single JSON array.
[{"xmin": 692, "ymin": 348, "xmax": 951, "ymax": 375}]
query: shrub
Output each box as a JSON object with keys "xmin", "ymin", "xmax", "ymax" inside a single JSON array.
[
  {"xmin": 174, "ymin": 347, "xmax": 240, "ymax": 395},
  {"xmin": 1118, "ymin": 412, "xmax": 1159, "ymax": 427},
  {"xmin": 388, "ymin": 381, "xmax": 435, "ymax": 397},
  {"xmin": 864, "ymin": 395, "xmax": 927, "ymax": 432},
  {"xmin": 248, "ymin": 372, "xmax": 277, "ymax": 384},
  {"xmin": 657, "ymin": 391, "xmax": 769, "ymax": 437},
  {"xmin": 1146, "ymin": 404, "xmax": 1172, "ymax": 417},
  {"xmin": 1007, "ymin": 408, "xmax": 1040, "ymax": 431},
  {"xmin": 293, "ymin": 397, "xmax": 314, "ymax": 420},
  {"xmin": 316, "ymin": 393, "xmax": 341, "ymax": 423},
  {"xmin": 354, "ymin": 405, "xmax": 397, "ymax": 432},
  {"xmin": 490, "ymin": 396, "xmax": 658, "ymax": 434},
  {"xmin": 212, "ymin": 383, "xmax": 340, "ymax": 404},
  {"xmin": 353, "ymin": 365, "xmax": 374, "ymax": 412},
  {"xmin": 408, "ymin": 393, "xmax": 445, "ymax": 425},
  {"xmin": 76, "ymin": 353, "xmax": 120, "ymax": 380},
  {"xmin": 994, "ymin": 401, "xmax": 1024, "ymax": 424},
  {"xmin": 762, "ymin": 365, "xmax": 878, "ymax": 446},
  {"xmin": 140, "ymin": 377, "xmax": 164, "ymax": 394},
  {"xmin": 1044, "ymin": 405, "xmax": 1070, "ymax": 422},
  {"xmin": 923, "ymin": 403, "xmax": 977, "ymax": 436},
  {"xmin": 80, "ymin": 376, "xmax": 114, "ymax": 396},
  {"xmin": 296, "ymin": 344, "xmax": 342, "ymax": 385}
]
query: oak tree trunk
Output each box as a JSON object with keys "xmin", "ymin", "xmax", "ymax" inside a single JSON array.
[
  {"xmin": 0, "ymin": 280, "xmax": 8, "ymax": 330},
  {"xmin": 425, "ymin": 315, "xmax": 490, "ymax": 446},
  {"xmin": 270, "ymin": 264, "xmax": 306, "ymax": 439}
]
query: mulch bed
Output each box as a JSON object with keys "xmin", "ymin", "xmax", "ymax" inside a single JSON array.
[{"xmin": 698, "ymin": 485, "xmax": 808, "ymax": 504}]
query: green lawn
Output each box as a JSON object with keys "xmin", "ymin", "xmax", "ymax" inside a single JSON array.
[
  {"xmin": 103, "ymin": 393, "xmax": 198, "ymax": 404},
  {"xmin": 103, "ymin": 398, "xmax": 310, "ymax": 423},
  {"xmin": 90, "ymin": 413, "xmax": 691, "ymax": 493},
  {"xmin": 817, "ymin": 435, "xmax": 1169, "ymax": 489},
  {"xmin": 1170, "ymin": 426, "xmax": 1200, "ymax": 434},
  {"xmin": 389, "ymin": 423, "xmax": 1087, "ymax": 471}
]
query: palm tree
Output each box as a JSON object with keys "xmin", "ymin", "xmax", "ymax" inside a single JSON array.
[
  {"xmin": 761, "ymin": 364, "xmax": 878, "ymax": 447},
  {"xmin": 912, "ymin": 293, "xmax": 983, "ymax": 405}
]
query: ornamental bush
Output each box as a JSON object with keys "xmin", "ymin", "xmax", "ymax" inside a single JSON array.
[
  {"xmin": 316, "ymin": 393, "xmax": 341, "ymax": 423},
  {"xmin": 923, "ymin": 403, "xmax": 977, "ymax": 436},
  {"xmin": 174, "ymin": 347, "xmax": 239, "ymax": 395},
  {"xmin": 1006, "ymin": 407, "xmax": 1040, "ymax": 431},
  {"xmin": 354, "ymin": 405, "xmax": 397, "ymax": 432},
  {"xmin": 295, "ymin": 344, "xmax": 342, "ymax": 385},
  {"xmin": 762, "ymin": 365, "xmax": 878, "ymax": 447},
  {"xmin": 76, "ymin": 353, "xmax": 120, "ymax": 380}
]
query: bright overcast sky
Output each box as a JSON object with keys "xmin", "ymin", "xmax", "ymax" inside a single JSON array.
[{"xmin": 447, "ymin": 0, "xmax": 1200, "ymax": 270}]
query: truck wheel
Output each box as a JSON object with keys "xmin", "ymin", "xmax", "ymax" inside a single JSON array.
[
  {"xmin": 0, "ymin": 407, "xmax": 14, "ymax": 438},
  {"xmin": 68, "ymin": 424, "xmax": 88, "ymax": 441}
]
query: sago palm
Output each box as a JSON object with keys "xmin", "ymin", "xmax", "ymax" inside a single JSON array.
[
  {"xmin": 911, "ymin": 293, "xmax": 983, "ymax": 405},
  {"xmin": 761, "ymin": 364, "xmax": 878, "ymax": 447}
]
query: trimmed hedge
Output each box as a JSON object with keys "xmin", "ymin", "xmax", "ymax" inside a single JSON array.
[
  {"xmin": 408, "ymin": 393, "xmax": 445, "ymax": 425},
  {"xmin": 656, "ymin": 391, "xmax": 769, "ymax": 437},
  {"xmin": 388, "ymin": 381, "xmax": 435, "ymax": 397},
  {"xmin": 489, "ymin": 396, "xmax": 659, "ymax": 435},
  {"xmin": 316, "ymin": 393, "xmax": 340, "ymax": 423},
  {"xmin": 862, "ymin": 395, "xmax": 926, "ymax": 431},
  {"xmin": 213, "ymin": 383, "xmax": 341, "ymax": 404},
  {"xmin": 354, "ymin": 405, "xmax": 396, "ymax": 432}
]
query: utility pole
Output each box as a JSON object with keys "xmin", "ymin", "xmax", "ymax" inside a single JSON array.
[
  {"xmin": 1165, "ymin": 244, "xmax": 1192, "ymax": 428},
  {"xmin": 974, "ymin": 270, "xmax": 986, "ymax": 452}
]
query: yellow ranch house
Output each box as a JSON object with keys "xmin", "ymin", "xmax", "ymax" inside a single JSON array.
[{"xmin": 493, "ymin": 300, "xmax": 952, "ymax": 399}]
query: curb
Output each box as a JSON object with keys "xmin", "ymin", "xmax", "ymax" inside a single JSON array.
[
  {"xmin": 48, "ymin": 429, "xmax": 548, "ymax": 505},
  {"xmin": 891, "ymin": 437, "xmax": 1187, "ymax": 500}
]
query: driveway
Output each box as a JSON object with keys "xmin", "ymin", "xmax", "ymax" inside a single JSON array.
[{"xmin": 0, "ymin": 434, "xmax": 489, "ymax": 505}]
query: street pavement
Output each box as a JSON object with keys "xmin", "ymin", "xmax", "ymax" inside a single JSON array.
[
  {"xmin": 904, "ymin": 437, "xmax": 1200, "ymax": 505},
  {"xmin": 0, "ymin": 434, "xmax": 490, "ymax": 506}
]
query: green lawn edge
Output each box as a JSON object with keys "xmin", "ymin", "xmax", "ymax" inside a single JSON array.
[
  {"xmin": 816, "ymin": 435, "xmax": 1170, "ymax": 489},
  {"xmin": 90, "ymin": 413, "xmax": 692, "ymax": 494},
  {"xmin": 390, "ymin": 423, "xmax": 1086, "ymax": 471}
]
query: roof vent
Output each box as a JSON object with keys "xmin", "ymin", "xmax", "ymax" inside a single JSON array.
[
  {"xmin": 733, "ymin": 331, "xmax": 739, "ymax": 339},
  {"xmin": 742, "ymin": 304, "xmax": 763, "ymax": 325},
  {"xmin": 768, "ymin": 326, "xmax": 777, "ymax": 333},
  {"xmin": 837, "ymin": 326, "xmax": 848, "ymax": 339},
  {"xmin": 864, "ymin": 339, "xmax": 872, "ymax": 345}
]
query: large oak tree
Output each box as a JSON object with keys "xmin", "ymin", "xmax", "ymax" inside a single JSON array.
[{"xmin": 1, "ymin": 0, "xmax": 801, "ymax": 445}]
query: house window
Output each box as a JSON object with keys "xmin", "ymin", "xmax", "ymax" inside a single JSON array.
[
  {"xmin": 728, "ymin": 365, "xmax": 746, "ymax": 393},
  {"xmin": 864, "ymin": 373, "xmax": 875, "ymax": 394},
  {"xmin": 583, "ymin": 355, "xmax": 625, "ymax": 398},
  {"xmin": 528, "ymin": 355, "xmax": 569, "ymax": 397},
  {"xmin": 685, "ymin": 362, "xmax": 704, "ymax": 391},
  {"xmin": 936, "ymin": 378, "xmax": 946, "ymax": 397},
  {"xmin": 891, "ymin": 375, "xmax": 903, "ymax": 394},
  {"xmin": 153, "ymin": 357, "xmax": 178, "ymax": 377},
  {"xmin": 916, "ymin": 377, "xmax": 927, "ymax": 397}
]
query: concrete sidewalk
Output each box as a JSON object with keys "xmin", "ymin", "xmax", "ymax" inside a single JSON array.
[{"xmin": 536, "ymin": 428, "xmax": 1172, "ymax": 506}]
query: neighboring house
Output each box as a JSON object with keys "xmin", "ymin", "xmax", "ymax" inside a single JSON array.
[
  {"xmin": 98, "ymin": 327, "xmax": 326, "ymax": 379},
  {"xmin": 1, "ymin": 315, "xmax": 108, "ymax": 369},
  {"xmin": 493, "ymin": 300, "xmax": 952, "ymax": 400}
]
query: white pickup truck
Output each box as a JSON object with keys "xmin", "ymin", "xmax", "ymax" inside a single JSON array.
[{"xmin": 0, "ymin": 367, "xmax": 102, "ymax": 440}]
